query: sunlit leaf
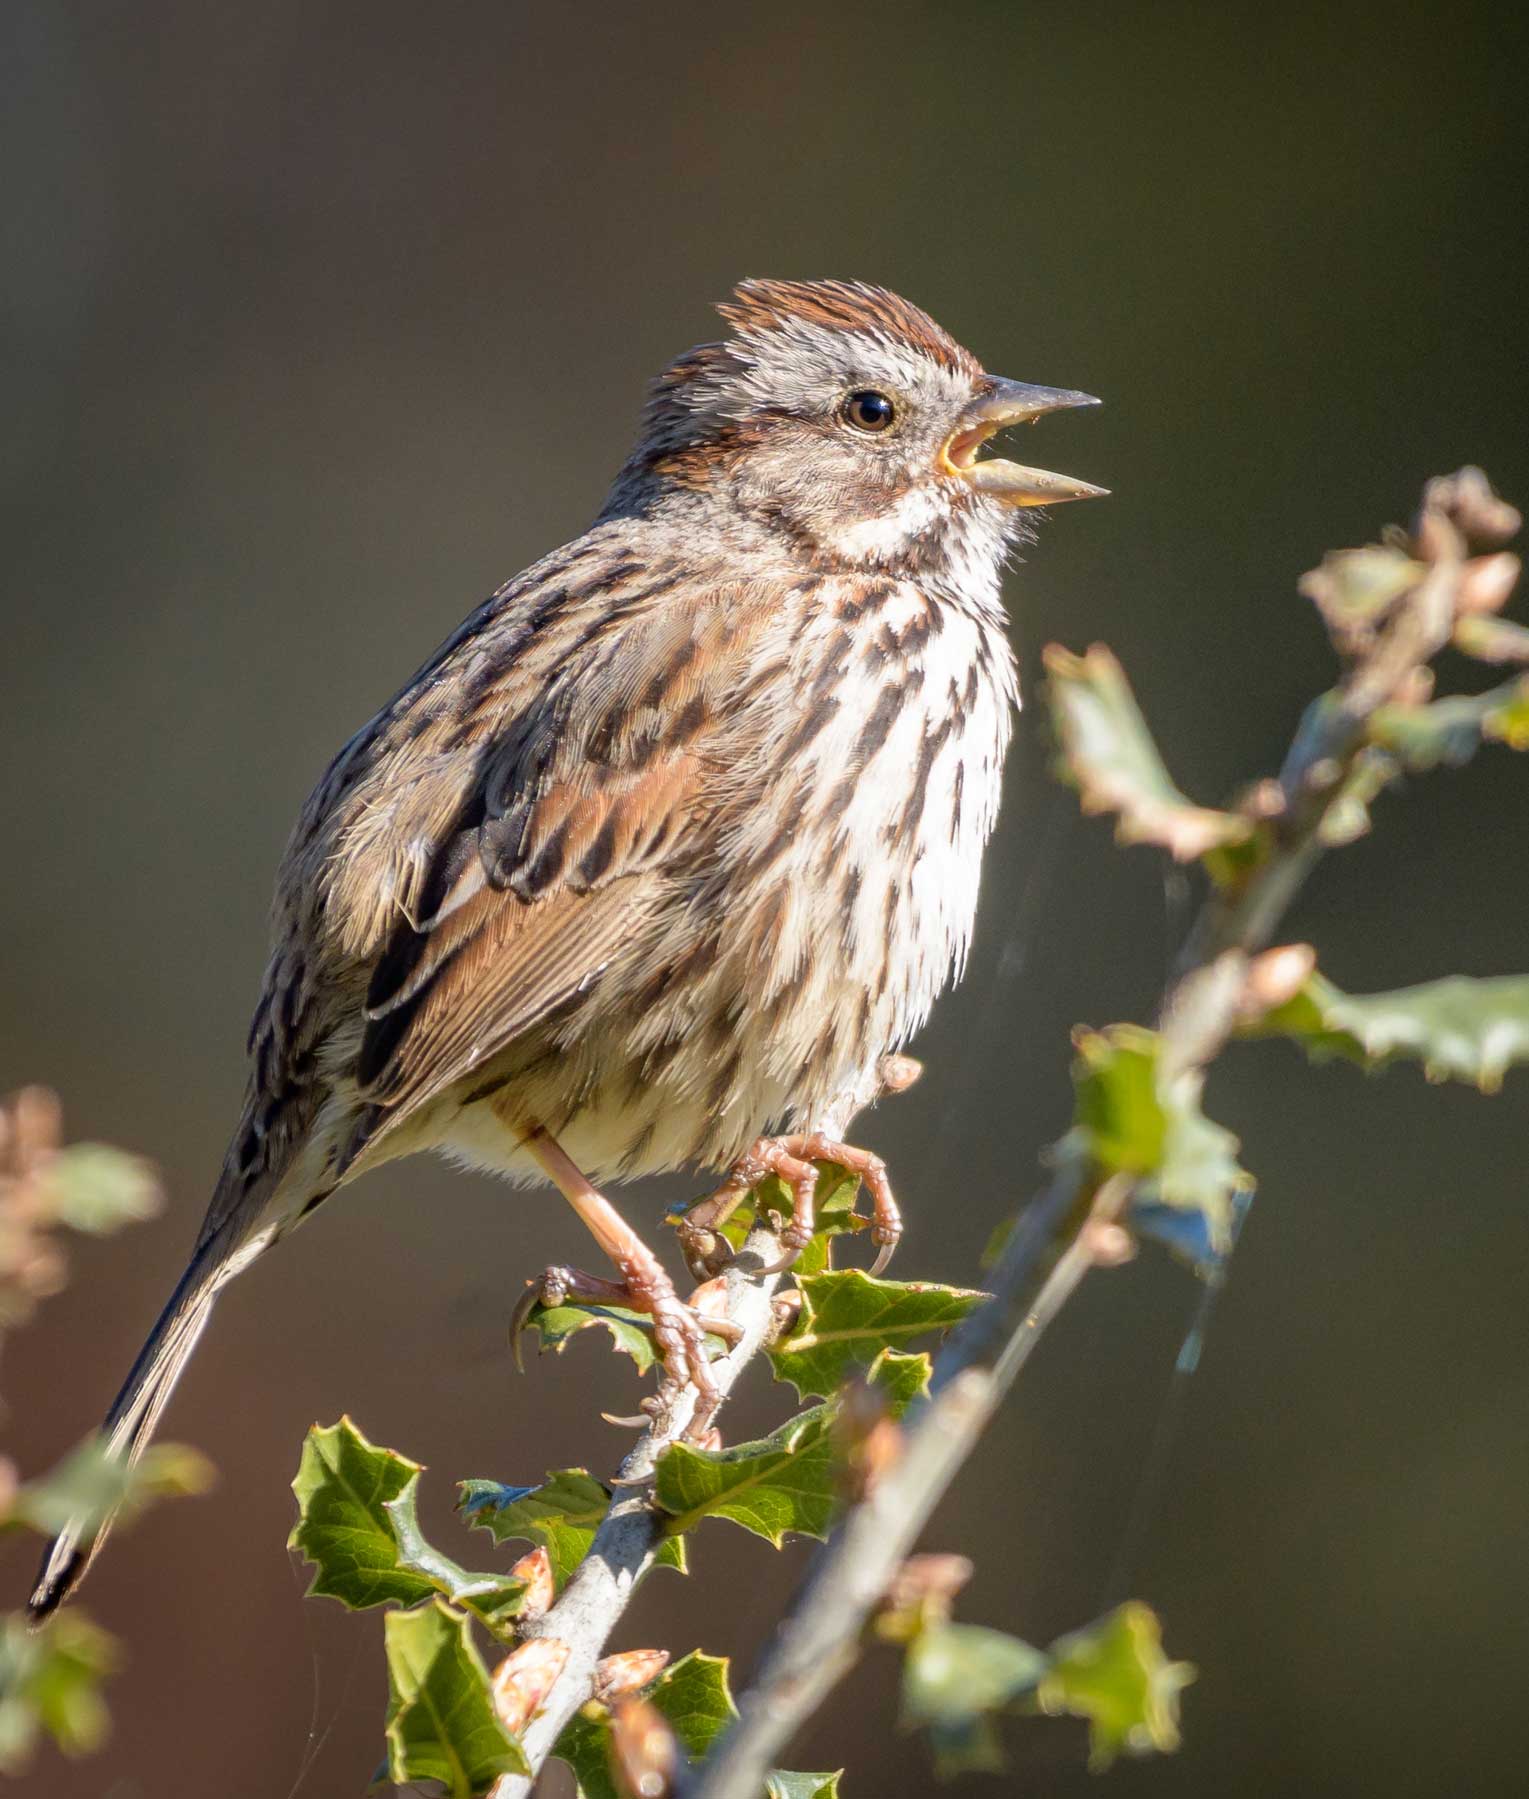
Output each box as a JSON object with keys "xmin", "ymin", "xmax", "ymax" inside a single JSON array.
[
  {"xmin": 1037, "ymin": 1603, "xmax": 1195, "ymax": 1770},
  {"xmin": 1059, "ymin": 1026, "xmax": 1251, "ymax": 1253},
  {"xmin": 0, "ymin": 1611, "xmax": 119, "ymax": 1772},
  {"xmin": 522, "ymin": 1300, "xmax": 659, "ymax": 1374},
  {"xmin": 459, "ymin": 1468, "xmax": 685, "ymax": 1588},
  {"xmin": 767, "ymin": 1270, "xmax": 985, "ymax": 1401},
  {"xmin": 765, "ymin": 1773, "xmax": 843, "ymax": 1798},
  {"xmin": 655, "ymin": 1351, "xmax": 928, "ymax": 1545},
  {"xmin": 1045, "ymin": 643, "xmax": 1251, "ymax": 862},
  {"xmin": 383, "ymin": 1599, "xmax": 527, "ymax": 1795},
  {"xmin": 289, "ymin": 1418, "xmax": 525, "ymax": 1629},
  {"xmin": 1297, "ymin": 543, "xmax": 1422, "ymax": 638},
  {"xmin": 902, "ymin": 1622, "xmax": 1049, "ymax": 1775},
  {"xmin": 1250, "ymin": 971, "xmax": 1529, "ymax": 1093}
]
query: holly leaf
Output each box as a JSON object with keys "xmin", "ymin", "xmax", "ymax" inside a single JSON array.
[
  {"xmin": 655, "ymin": 1351, "xmax": 928, "ymax": 1545},
  {"xmin": 767, "ymin": 1270, "xmax": 985, "ymax": 1401},
  {"xmin": 0, "ymin": 1611, "xmax": 119, "ymax": 1773},
  {"xmin": 1036, "ymin": 1603, "xmax": 1195, "ymax": 1770},
  {"xmin": 1251, "ymin": 972, "xmax": 1529, "ymax": 1093},
  {"xmin": 522, "ymin": 1300, "xmax": 658, "ymax": 1374},
  {"xmin": 290, "ymin": 1419, "xmax": 526, "ymax": 1628},
  {"xmin": 1045, "ymin": 643, "xmax": 1251, "ymax": 862},
  {"xmin": 902, "ymin": 1622, "xmax": 1049, "ymax": 1775},
  {"xmin": 555, "ymin": 1648, "xmax": 735, "ymax": 1799},
  {"xmin": 459, "ymin": 1468, "xmax": 685, "ymax": 1588},
  {"xmin": 5, "ymin": 1435, "xmax": 212, "ymax": 1540},
  {"xmin": 1060, "ymin": 1025, "xmax": 1252, "ymax": 1254},
  {"xmin": 383, "ymin": 1600, "xmax": 527, "ymax": 1795}
]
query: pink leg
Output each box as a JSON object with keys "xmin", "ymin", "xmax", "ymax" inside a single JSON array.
[{"xmin": 512, "ymin": 1124, "xmax": 741, "ymax": 1441}]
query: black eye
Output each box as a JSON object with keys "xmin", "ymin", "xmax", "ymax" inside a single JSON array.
[{"xmin": 842, "ymin": 389, "xmax": 897, "ymax": 432}]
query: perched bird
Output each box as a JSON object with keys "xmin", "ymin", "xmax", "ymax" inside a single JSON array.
[{"xmin": 30, "ymin": 279, "xmax": 1103, "ymax": 1619}]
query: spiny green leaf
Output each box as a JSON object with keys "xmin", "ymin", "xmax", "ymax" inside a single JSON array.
[
  {"xmin": 5, "ymin": 1436, "xmax": 212, "ymax": 1540},
  {"xmin": 555, "ymin": 1649, "xmax": 736, "ymax": 1799},
  {"xmin": 383, "ymin": 1599, "xmax": 527, "ymax": 1795},
  {"xmin": 1059, "ymin": 1026, "xmax": 1252, "ymax": 1253},
  {"xmin": 902, "ymin": 1622, "xmax": 1049, "ymax": 1775},
  {"xmin": 458, "ymin": 1468, "xmax": 685, "ymax": 1587},
  {"xmin": 523, "ymin": 1300, "xmax": 659, "ymax": 1373},
  {"xmin": 290, "ymin": 1418, "xmax": 526, "ymax": 1625},
  {"xmin": 1037, "ymin": 1603, "xmax": 1195, "ymax": 1770},
  {"xmin": 1045, "ymin": 643, "xmax": 1251, "ymax": 862},
  {"xmin": 382, "ymin": 1480, "xmax": 527, "ymax": 1638},
  {"xmin": 655, "ymin": 1351, "xmax": 929, "ymax": 1545},
  {"xmin": 768, "ymin": 1270, "xmax": 985, "ymax": 1400},
  {"xmin": 36, "ymin": 1144, "xmax": 162, "ymax": 1235},
  {"xmin": 1251, "ymin": 972, "xmax": 1529, "ymax": 1093},
  {"xmin": 290, "ymin": 1419, "xmax": 432, "ymax": 1610},
  {"xmin": 0, "ymin": 1611, "xmax": 119, "ymax": 1772}
]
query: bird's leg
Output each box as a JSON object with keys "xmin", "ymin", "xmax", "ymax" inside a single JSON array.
[
  {"xmin": 511, "ymin": 1123, "xmax": 741, "ymax": 1442},
  {"xmin": 687, "ymin": 1131, "xmax": 903, "ymax": 1279}
]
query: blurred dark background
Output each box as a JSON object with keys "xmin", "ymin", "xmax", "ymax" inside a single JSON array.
[{"xmin": 4, "ymin": 2, "xmax": 1527, "ymax": 1794}]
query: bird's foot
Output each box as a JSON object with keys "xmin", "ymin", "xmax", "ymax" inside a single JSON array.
[
  {"xmin": 677, "ymin": 1131, "xmax": 904, "ymax": 1280},
  {"xmin": 509, "ymin": 1257, "xmax": 742, "ymax": 1443}
]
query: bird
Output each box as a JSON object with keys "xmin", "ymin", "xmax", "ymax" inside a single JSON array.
[{"xmin": 30, "ymin": 278, "xmax": 1103, "ymax": 1620}]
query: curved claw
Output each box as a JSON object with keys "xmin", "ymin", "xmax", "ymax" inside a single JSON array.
[
  {"xmin": 869, "ymin": 1237, "xmax": 898, "ymax": 1278},
  {"xmin": 508, "ymin": 1278, "xmax": 545, "ymax": 1373},
  {"xmin": 755, "ymin": 1239, "xmax": 807, "ymax": 1278},
  {"xmin": 600, "ymin": 1410, "xmax": 652, "ymax": 1430}
]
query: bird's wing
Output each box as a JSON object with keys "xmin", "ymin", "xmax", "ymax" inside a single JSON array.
[{"xmin": 346, "ymin": 559, "xmax": 776, "ymax": 1123}]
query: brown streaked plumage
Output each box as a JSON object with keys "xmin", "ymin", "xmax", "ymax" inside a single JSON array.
[{"xmin": 30, "ymin": 279, "xmax": 1104, "ymax": 1619}]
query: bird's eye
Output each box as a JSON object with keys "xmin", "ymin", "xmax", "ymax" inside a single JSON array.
[{"xmin": 842, "ymin": 390, "xmax": 897, "ymax": 433}]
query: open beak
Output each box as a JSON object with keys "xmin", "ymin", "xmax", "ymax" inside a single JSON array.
[{"xmin": 942, "ymin": 378, "xmax": 1107, "ymax": 507}]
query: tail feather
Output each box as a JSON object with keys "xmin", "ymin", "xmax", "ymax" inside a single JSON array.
[{"xmin": 27, "ymin": 1216, "xmax": 267, "ymax": 1623}]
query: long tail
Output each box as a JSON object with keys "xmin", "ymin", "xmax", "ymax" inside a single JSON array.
[{"xmin": 27, "ymin": 1208, "xmax": 271, "ymax": 1622}]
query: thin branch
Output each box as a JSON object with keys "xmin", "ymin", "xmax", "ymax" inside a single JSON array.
[
  {"xmin": 500, "ymin": 1058, "xmax": 912, "ymax": 1794},
  {"xmin": 687, "ymin": 469, "xmax": 1517, "ymax": 1799}
]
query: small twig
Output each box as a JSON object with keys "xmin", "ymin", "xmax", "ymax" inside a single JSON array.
[
  {"xmin": 501, "ymin": 1058, "xmax": 913, "ymax": 1793},
  {"xmin": 687, "ymin": 470, "xmax": 1515, "ymax": 1798}
]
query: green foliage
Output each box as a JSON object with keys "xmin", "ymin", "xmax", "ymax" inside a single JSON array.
[
  {"xmin": 290, "ymin": 1418, "xmax": 528, "ymax": 1635},
  {"xmin": 1252, "ymin": 972, "xmax": 1529, "ymax": 1093},
  {"xmin": 0, "ymin": 1613, "xmax": 119, "ymax": 1772},
  {"xmin": 901, "ymin": 1604, "xmax": 1193, "ymax": 1777},
  {"xmin": 903, "ymin": 1622, "xmax": 1050, "ymax": 1774},
  {"xmin": 522, "ymin": 1299, "xmax": 660, "ymax": 1374},
  {"xmin": 1061, "ymin": 1024, "xmax": 1253, "ymax": 1252},
  {"xmin": 655, "ymin": 1352, "xmax": 926, "ymax": 1546},
  {"xmin": 767, "ymin": 1270, "xmax": 985, "ymax": 1401},
  {"xmin": 1044, "ymin": 642, "xmax": 1251, "ymax": 862},
  {"xmin": 383, "ymin": 1599, "xmax": 527, "ymax": 1794},
  {"xmin": 1039, "ymin": 1604, "xmax": 1196, "ymax": 1770},
  {"xmin": 459, "ymin": 1467, "xmax": 686, "ymax": 1586},
  {"xmin": 556, "ymin": 1650, "xmax": 837, "ymax": 1799}
]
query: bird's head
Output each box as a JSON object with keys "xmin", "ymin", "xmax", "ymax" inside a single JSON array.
[{"xmin": 615, "ymin": 278, "xmax": 1105, "ymax": 580}]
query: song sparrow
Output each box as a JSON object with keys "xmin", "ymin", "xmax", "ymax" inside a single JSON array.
[{"xmin": 31, "ymin": 279, "xmax": 1103, "ymax": 1618}]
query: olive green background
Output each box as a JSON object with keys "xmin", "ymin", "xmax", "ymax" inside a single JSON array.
[{"xmin": 4, "ymin": 3, "xmax": 1526, "ymax": 1794}]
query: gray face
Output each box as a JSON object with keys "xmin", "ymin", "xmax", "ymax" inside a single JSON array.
[{"xmin": 662, "ymin": 320, "xmax": 1001, "ymax": 569}]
